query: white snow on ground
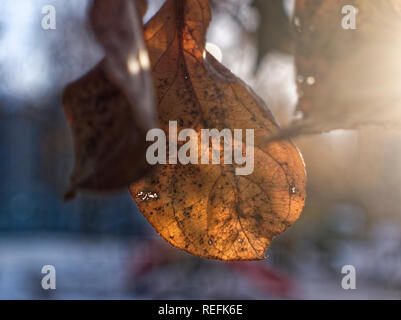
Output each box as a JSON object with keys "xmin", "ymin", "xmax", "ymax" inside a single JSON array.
[{"xmin": 1, "ymin": 232, "xmax": 401, "ymax": 299}]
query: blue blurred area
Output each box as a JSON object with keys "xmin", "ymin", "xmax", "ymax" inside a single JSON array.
[
  {"xmin": 0, "ymin": 97, "xmax": 147, "ymax": 236},
  {"xmin": 0, "ymin": 0, "xmax": 148, "ymax": 236}
]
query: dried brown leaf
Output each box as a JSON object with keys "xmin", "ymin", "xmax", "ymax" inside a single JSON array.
[
  {"xmin": 62, "ymin": 0, "xmax": 156, "ymax": 199},
  {"xmin": 89, "ymin": 0, "xmax": 156, "ymax": 131},
  {"xmin": 272, "ymin": 0, "xmax": 401, "ymax": 140},
  {"xmin": 130, "ymin": 0, "xmax": 306, "ymax": 260},
  {"xmin": 253, "ymin": 0, "xmax": 294, "ymax": 68}
]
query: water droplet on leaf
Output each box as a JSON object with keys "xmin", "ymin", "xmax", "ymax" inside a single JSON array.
[
  {"xmin": 297, "ymin": 75, "xmax": 304, "ymax": 83},
  {"xmin": 136, "ymin": 191, "xmax": 159, "ymax": 201},
  {"xmin": 306, "ymin": 76, "xmax": 316, "ymax": 85}
]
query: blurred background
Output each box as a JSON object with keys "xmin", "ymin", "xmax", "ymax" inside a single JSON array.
[{"xmin": 1, "ymin": 0, "xmax": 401, "ymax": 299}]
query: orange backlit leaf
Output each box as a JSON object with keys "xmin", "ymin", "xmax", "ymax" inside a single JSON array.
[{"xmin": 130, "ymin": 0, "xmax": 306, "ymax": 260}]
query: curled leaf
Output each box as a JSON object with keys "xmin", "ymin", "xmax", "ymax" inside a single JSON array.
[
  {"xmin": 63, "ymin": 0, "xmax": 156, "ymax": 199},
  {"xmin": 89, "ymin": 0, "xmax": 156, "ymax": 131},
  {"xmin": 272, "ymin": 0, "xmax": 401, "ymax": 140},
  {"xmin": 130, "ymin": 0, "xmax": 306, "ymax": 260},
  {"xmin": 253, "ymin": 0, "xmax": 294, "ymax": 68}
]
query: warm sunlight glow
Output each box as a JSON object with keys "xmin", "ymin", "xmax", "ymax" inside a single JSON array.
[
  {"xmin": 203, "ymin": 42, "xmax": 223, "ymax": 63},
  {"xmin": 127, "ymin": 56, "xmax": 141, "ymax": 74},
  {"xmin": 139, "ymin": 49, "xmax": 150, "ymax": 70}
]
